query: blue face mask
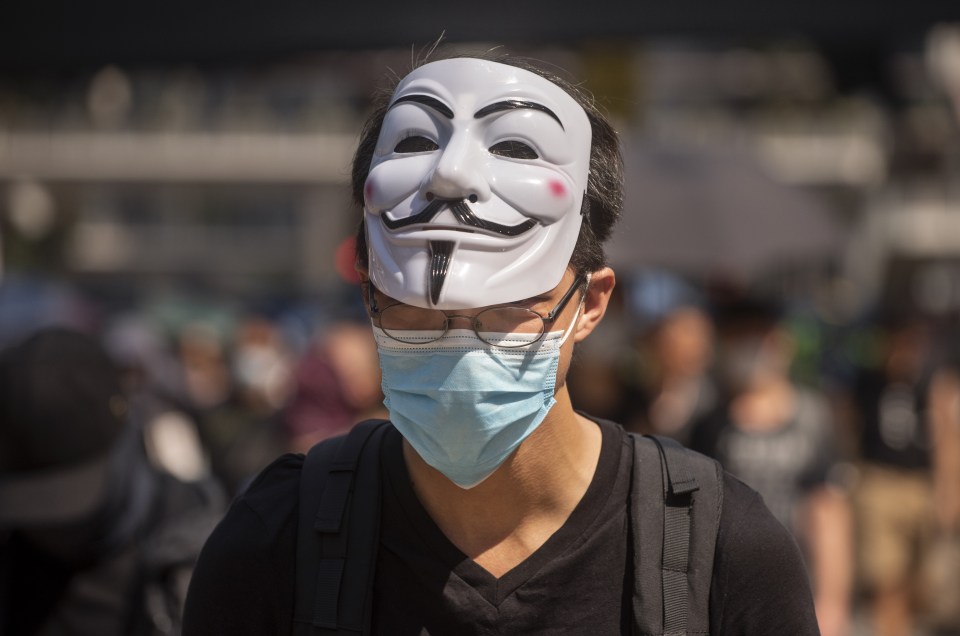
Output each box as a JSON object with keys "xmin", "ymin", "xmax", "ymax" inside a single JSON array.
[{"xmin": 374, "ymin": 308, "xmax": 581, "ymax": 489}]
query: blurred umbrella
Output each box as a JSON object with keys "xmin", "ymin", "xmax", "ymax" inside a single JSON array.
[{"xmin": 609, "ymin": 141, "xmax": 846, "ymax": 280}]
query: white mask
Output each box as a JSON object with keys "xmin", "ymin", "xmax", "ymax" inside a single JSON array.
[{"xmin": 363, "ymin": 58, "xmax": 592, "ymax": 309}]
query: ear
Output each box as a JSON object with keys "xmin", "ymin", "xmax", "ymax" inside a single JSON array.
[
  {"xmin": 356, "ymin": 265, "xmax": 370, "ymax": 284},
  {"xmin": 573, "ymin": 267, "xmax": 616, "ymax": 344}
]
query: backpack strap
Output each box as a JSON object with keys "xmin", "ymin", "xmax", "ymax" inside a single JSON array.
[
  {"xmin": 293, "ymin": 419, "xmax": 391, "ymax": 636},
  {"xmin": 629, "ymin": 434, "xmax": 723, "ymax": 636}
]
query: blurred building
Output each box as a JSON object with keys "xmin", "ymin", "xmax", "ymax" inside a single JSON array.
[{"xmin": 1, "ymin": 26, "xmax": 959, "ymax": 323}]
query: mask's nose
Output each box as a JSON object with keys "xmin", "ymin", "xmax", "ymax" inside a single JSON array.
[{"xmin": 424, "ymin": 131, "xmax": 492, "ymax": 203}]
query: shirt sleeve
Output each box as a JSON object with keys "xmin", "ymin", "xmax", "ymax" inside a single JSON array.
[
  {"xmin": 182, "ymin": 454, "xmax": 302, "ymax": 635},
  {"xmin": 797, "ymin": 391, "xmax": 844, "ymax": 493},
  {"xmin": 710, "ymin": 473, "xmax": 821, "ymax": 635}
]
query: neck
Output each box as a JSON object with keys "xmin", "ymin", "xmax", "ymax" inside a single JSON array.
[{"xmin": 402, "ymin": 386, "xmax": 602, "ymax": 577}]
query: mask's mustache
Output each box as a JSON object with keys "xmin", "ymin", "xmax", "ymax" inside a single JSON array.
[{"xmin": 381, "ymin": 198, "xmax": 537, "ymax": 237}]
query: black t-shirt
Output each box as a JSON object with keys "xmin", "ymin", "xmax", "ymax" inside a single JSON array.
[
  {"xmin": 853, "ymin": 368, "xmax": 931, "ymax": 470},
  {"xmin": 689, "ymin": 389, "xmax": 839, "ymax": 532},
  {"xmin": 183, "ymin": 419, "xmax": 820, "ymax": 635},
  {"xmin": 374, "ymin": 422, "xmax": 631, "ymax": 633}
]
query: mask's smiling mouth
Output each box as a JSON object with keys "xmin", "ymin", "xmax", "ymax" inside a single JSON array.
[
  {"xmin": 421, "ymin": 225, "xmax": 476, "ymax": 234},
  {"xmin": 381, "ymin": 198, "xmax": 537, "ymax": 237}
]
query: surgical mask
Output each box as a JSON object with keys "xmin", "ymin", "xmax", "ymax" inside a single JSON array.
[{"xmin": 374, "ymin": 305, "xmax": 581, "ymax": 488}]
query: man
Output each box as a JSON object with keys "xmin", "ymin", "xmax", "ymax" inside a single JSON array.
[{"xmin": 184, "ymin": 53, "xmax": 819, "ymax": 634}]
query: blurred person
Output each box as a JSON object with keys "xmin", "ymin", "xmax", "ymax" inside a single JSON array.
[
  {"xmin": 196, "ymin": 315, "xmax": 291, "ymax": 495},
  {"xmin": 281, "ymin": 320, "xmax": 385, "ymax": 453},
  {"xmin": 177, "ymin": 320, "xmax": 231, "ymax": 411},
  {"xmin": 624, "ymin": 272, "xmax": 716, "ymax": 445},
  {"xmin": 922, "ymin": 357, "xmax": 960, "ymax": 635},
  {"xmin": 105, "ymin": 313, "xmax": 211, "ymax": 485},
  {"xmin": 185, "ymin": 52, "xmax": 819, "ymax": 634},
  {"xmin": 633, "ymin": 305, "xmax": 716, "ymax": 444},
  {"xmin": 850, "ymin": 314, "xmax": 960, "ymax": 636},
  {"xmin": 231, "ymin": 315, "xmax": 296, "ymax": 413},
  {"xmin": 690, "ymin": 295, "xmax": 854, "ymax": 636},
  {"xmin": 105, "ymin": 314, "xmax": 188, "ymax": 404},
  {"xmin": 0, "ymin": 328, "xmax": 225, "ymax": 635}
]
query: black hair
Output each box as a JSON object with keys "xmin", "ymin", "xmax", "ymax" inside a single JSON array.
[
  {"xmin": 711, "ymin": 294, "xmax": 784, "ymax": 334},
  {"xmin": 0, "ymin": 328, "xmax": 126, "ymax": 472},
  {"xmin": 351, "ymin": 49, "xmax": 624, "ymax": 278}
]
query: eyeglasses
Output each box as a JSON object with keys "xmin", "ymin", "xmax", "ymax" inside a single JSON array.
[{"xmin": 365, "ymin": 274, "xmax": 587, "ymax": 348}]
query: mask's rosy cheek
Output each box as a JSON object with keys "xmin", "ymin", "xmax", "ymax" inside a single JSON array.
[{"xmin": 548, "ymin": 179, "xmax": 567, "ymax": 198}]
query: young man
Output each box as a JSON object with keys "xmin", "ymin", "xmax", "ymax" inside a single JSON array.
[{"xmin": 184, "ymin": 54, "xmax": 820, "ymax": 634}]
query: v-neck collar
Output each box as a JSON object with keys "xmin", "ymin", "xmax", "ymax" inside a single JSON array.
[{"xmin": 381, "ymin": 418, "xmax": 621, "ymax": 606}]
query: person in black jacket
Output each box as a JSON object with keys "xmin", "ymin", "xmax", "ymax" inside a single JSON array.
[
  {"xmin": 184, "ymin": 50, "xmax": 821, "ymax": 635},
  {"xmin": 0, "ymin": 328, "xmax": 225, "ymax": 635}
]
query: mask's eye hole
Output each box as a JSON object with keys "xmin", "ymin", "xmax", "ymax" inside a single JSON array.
[
  {"xmin": 489, "ymin": 140, "xmax": 539, "ymax": 160},
  {"xmin": 394, "ymin": 136, "xmax": 439, "ymax": 153}
]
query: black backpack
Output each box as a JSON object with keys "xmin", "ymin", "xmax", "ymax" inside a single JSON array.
[{"xmin": 292, "ymin": 420, "xmax": 722, "ymax": 636}]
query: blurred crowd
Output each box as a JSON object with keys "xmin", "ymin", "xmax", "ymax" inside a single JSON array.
[
  {"xmin": 0, "ymin": 275, "xmax": 388, "ymax": 495},
  {"xmin": 569, "ymin": 270, "xmax": 960, "ymax": 636},
  {"xmin": 0, "ymin": 274, "xmax": 388, "ymax": 634},
  {"xmin": 2, "ymin": 266, "xmax": 959, "ymax": 635}
]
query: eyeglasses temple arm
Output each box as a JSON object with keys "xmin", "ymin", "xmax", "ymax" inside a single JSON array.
[{"xmin": 543, "ymin": 274, "xmax": 587, "ymax": 322}]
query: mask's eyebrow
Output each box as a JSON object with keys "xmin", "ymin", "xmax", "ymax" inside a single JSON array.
[
  {"xmin": 389, "ymin": 94, "xmax": 454, "ymax": 119},
  {"xmin": 474, "ymin": 99, "xmax": 564, "ymax": 130}
]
